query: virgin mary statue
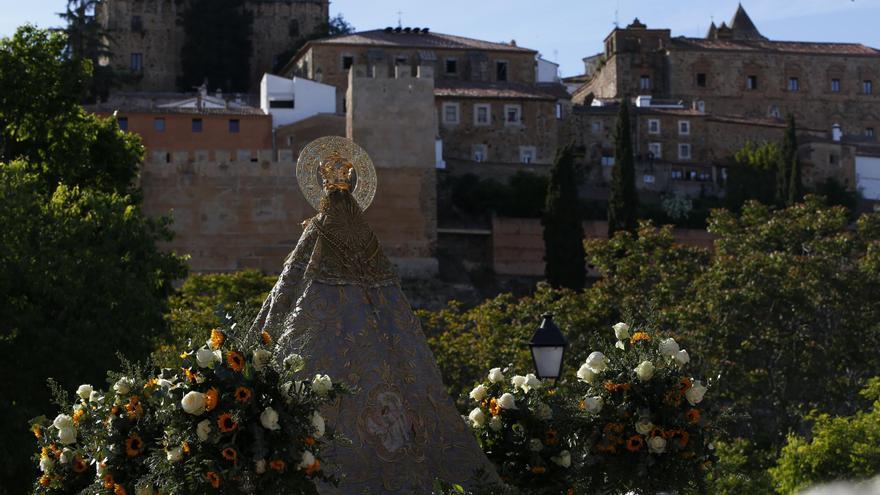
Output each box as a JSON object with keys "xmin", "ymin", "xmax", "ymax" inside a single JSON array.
[{"xmin": 250, "ymin": 137, "xmax": 496, "ymax": 493}]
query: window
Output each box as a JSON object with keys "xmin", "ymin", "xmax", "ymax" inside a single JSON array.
[
  {"xmin": 131, "ymin": 15, "xmax": 143, "ymax": 31},
  {"xmin": 788, "ymin": 77, "xmax": 800, "ymax": 91},
  {"xmin": 831, "ymin": 78, "xmax": 841, "ymax": 93},
  {"xmin": 591, "ymin": 121, "xmax": 602, "ymax": 134},
  {"xmin": 747, "ymin": 75, "xmax": 757, "ymax": 90},
  {"xmin": 640, "ymin": 75, "xmax": 651, "ymax": 90},
  {"xmin": 769, "ymin": 105, "xmax": 781, "ymax": 118},
  {"xmin": 678, "ymin": 143, "xmax": 692, "ymax": 160},
  {"xmin": 671, "ymin": 169, "xmax": 683, "ymax": 180},
  {"xmin": 395, "ymin": 55, "xmax": 408, "ymax": 66},
  {"xmin": 678, "ymin": 120, "xmax": 690, "ymax": 135},
  {"xmin": 229, "ymin": 119, "xmax": 240, "ymax": 133},
  {"xmin": 117, "ymin": 117, "xmax": 128, "ymax": 131},
  {"xmin": 696, "ymin": 72, "xmax": 707, "ymax": 87},
  {"xmin": 519, "ymin": 146, "xmax": 536, "ymax": 164},
  {"xmin": 474, "ymin": 104, "xmax": 491, "ymax": 126},
  {"xmin": 504, "ymin": 104, "xmax": 522, "ymax": 125},
  {"xmin": 130, "ymin": 53, "xmax": 143, "ymax": 72},
  {"xmin": 829, "ymin": 153, "xmax": 838, "ymax": 165},
  {"xmin": 689, "ymin": 170, "xmax": 698, "ymax": 181},
  {"xmin": 698, "ymin": 171, "xmax": 712, "ymax": 181},
  {"xmin": 442, "ymin": 102, "xmax": 460, "ymax": 124},
  {"xmin": 601, "ymin": 155, "xmax": 615, "ymax": 166},
  {"xmin": 191, "ymin": 118, "xmax": 203, "ymax": 133},
  {"xmin": 648, "ymin": 119, "xmax": 660, "ymax": 134},
  {"xmin": 496, "ymin": 61, "xmax": 508, "ymax": 82},
  {"xmin": 867, "ymin": 127, "xmax": 876, "ymax": 137},
  {"xmin": 555, "ymin": 103, "xmax": 563, "ymax": 120},
  {"xmin": 445, "ymin": 58, "xmax": 458, "ymax": 74},
  {"xmin": 473, "ymin": 144, "xmax": 488, "ymax": 163},
  {"xmin": 342, "ymin": 55, "xmax": 354, "ymax": 70},
  {"xmin": 648, "ymin": 142, "xmax": 662, "ymax": 159},
  {"xmin": 864, "ymin": 80, "xmax": 874, "ymax": 94},
  {"xmin": 269, "ymin": 100, "xmax": 294, "ymax": 109},
  {"xmin": 289, "ymin": 19, "xmax": 300, "ymax": 37},
  {"xmin": 154, "ymin": 118, "xmax": 165, "ymax": 132},
  {"xmin": 643, "ymin": 174, "xmax": 656, "ymax": 184}
]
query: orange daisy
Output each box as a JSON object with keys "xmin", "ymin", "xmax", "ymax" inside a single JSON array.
[
  {"xmin": 103, "ymin": 475, "xmax": 115, "ymax": 489},
  {"xmin": 217, "ymin": 412, "xmax": 238, "ymax": 433},
  {"xmin": 222, "ymin": 447, "xmax": 238, "ymax": 463},
  {"xmin": 530, "ymin": 465, "xmax": 546, "ymax": 474},
  {"xmin": 205, "ymin": 387, "xmax": 219, "ymax": 412},
  {"xmin": 679, "ymin": 377, "xmax": 693, "ymax": 394},
  {"xmin": 182, "ymin": 441, "xmax": 191, "ymax": 455},
  {"xmin": 234, "ymin": 386, "xmax": 253, "ymax": 404},
  {"xmin": 125, "ymin": 396, "xmax": 144, "ymax": 419},
  {"xmin": 32, "ymin": 424, "xmax": 41, "ymax": 439},
  {"xmin": 304, "ymin": 436, "xmax": 316, "ymax": 446},
  {"xmin": 226, "ymin": 351, "xmax": 245, "ymax": 372},
  {"xmin": 488, "ymin": 398, "xmax": 501, "ymax": 416},
  {"xmin": 269, "ymin": 459, "xmax": 286, "ymax": 472},
  {"xmin": 305, "ymin": 459, "xmax": 322, "ymax": 476},
  {"xmin": 545, "ymin": 429, "xmax": 559, "ymax": 446},
  {"xmin": 626, "ymin": 435, "xmax": 645, "ymax": 452},
  {"xmin": 72, "ymin": 409, "xmax": 85, "ymax": 425},
  {"xmin": 206, "ymin": 471, "xmax": 221, "ymax": 488},
  {"xmin": 39, "ymin": 475, "xmax": 50, "ymax": 487},
  {"xmin": 261, "ymin": 330, "xmax": 272, "ymax": 345},
  {"xmin": 630, "ymin": 331, "xmax": 651, "ymax": 344},
  {"xmin": 209, "ymin": 329, "xmax": 226, "ymax": 350},
  {"xmin": 73, "ymin": 457, "xmax": 88, "ymax": 473},
  {"xmin": 125, "ymin": 432, "xmax": 144, "ymax": 457},
  {"xmin": 685, "ymin": 408, "xmax": 701, "ymax": 424},
  {"xmin": 114, "ymin": 484, "xmax": 127, "ymax": 495},
  {"xmin": 183, "ymin": 367, "xmax": 199, "ymax": 383}
]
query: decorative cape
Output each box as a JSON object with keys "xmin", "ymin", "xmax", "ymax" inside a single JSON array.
[{"xmin": 251, "ymin": 190, "xmax": 496, "ymax": 493}]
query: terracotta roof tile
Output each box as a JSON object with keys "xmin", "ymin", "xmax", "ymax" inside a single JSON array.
[
  {"xmin": 433, "ymin": 81, "xmax": 561, "ymax": 101},
  {"xmin": 310, "ymin": 29, "xmax": 536, "ymax": 53},
  {"xmin": 672, "ymin": 37, "xmax": 880, "ymax": 56}
]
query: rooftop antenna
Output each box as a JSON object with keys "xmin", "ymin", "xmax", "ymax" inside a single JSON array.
[
  {"xmin": 614, "ymin": 0, "xmax": 620, "ymax": 28},
  {"xmin": 396, "ymin": 10, "xmax": 403, "ymax": 28}
]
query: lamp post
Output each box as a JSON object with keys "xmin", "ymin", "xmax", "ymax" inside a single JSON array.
[{"xmin": 528, "ymin": 313, "xmax": 568, "ymax": 382}]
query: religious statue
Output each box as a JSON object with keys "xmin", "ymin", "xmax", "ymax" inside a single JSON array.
[{"xmin": 250, "ymin": 137, "xmax": 497, "ymax": 493}]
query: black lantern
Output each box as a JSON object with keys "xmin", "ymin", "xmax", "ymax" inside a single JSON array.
[{"xmin": 528, "ymin": 313, "xmax": 568, "ymax": 381}]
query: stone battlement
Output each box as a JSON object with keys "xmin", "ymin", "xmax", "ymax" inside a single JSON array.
[{"xmin": 145, "ymin": 149, "xmax": 296, "ymax": 165}]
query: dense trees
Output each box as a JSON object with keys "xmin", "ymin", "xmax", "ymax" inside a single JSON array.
[
  {"xmin": 607, "ymin": 99, "xmax": 638, "ymax": 236},
  {"xmin": 178, "ymin": 0, "xmax": 254, "ymax": 92},
  {"xmin": 0, "ymin": 27, "xmax": 186, "ymax": 494},
  {"xmin": 542, "ymin": 144, "xmax": 585, "ymax": 289}
]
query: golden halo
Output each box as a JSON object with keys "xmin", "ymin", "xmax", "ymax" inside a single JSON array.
[{"xmin": 296, "ymin": 136, "xmax": 377, "ymax": 212}]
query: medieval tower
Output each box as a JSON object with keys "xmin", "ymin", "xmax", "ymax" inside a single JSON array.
[{"xmin": 95, "ymin": 0, "xmax": 329, "ymax": 93}]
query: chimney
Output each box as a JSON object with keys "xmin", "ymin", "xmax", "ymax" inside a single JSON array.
[
  {"xmin": 510, "ymin": 39, "xmax": 517, "ymax": 47},
  {"xmin": 832, "ymin": 123, "xmax": 842, "ymax": 142}
]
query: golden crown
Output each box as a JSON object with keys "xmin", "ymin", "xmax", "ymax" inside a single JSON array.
[{"xmin": 319, "ymin": 151, "xmax": 355, "ymax": 192}]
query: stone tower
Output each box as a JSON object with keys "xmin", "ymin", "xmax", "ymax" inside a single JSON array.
[{"xmin": 95, "ymin": 0, "xmax": 329, "ymax": 93}]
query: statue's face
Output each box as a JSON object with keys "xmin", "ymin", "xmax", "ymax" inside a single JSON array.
[{"xmin": 320, "ymin": 153, "xmax": 355, "ymax": 191}]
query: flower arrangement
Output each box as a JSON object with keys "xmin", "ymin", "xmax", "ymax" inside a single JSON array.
[
  {"xmin": 31, "ymin": 325, "xmax": 345, "ymax": 495},
  {"xmin": 573, "ymin": 322, "xmax": 720, "ymax": 493},
  {"xmin": 464, "ymin": 367, "xmax": 575, "ymax": 494}
]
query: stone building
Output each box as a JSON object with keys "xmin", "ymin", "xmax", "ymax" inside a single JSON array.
[
  {"xmin": 281, "ymin": 27, "xmax": 569, "ymax": 166},
  {"xmin": 95, "ymin": 0, "xmax": 328, "ymax": 92}
]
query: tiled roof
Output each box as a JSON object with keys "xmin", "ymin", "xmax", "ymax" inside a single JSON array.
[
  {"xmin": 672, "ymin": 37, "xmax": 880, "ymax": 56},
  {"xmin": 88, "ymin": 104, "xmax": 266, "ymax": 116},
  {"xmin": 433, "ymin": 80, "xmax": 562, "ymax": 101},
  {"xmin": 308, "ymin": 29, "xmax": 535, "ymax": 53}
]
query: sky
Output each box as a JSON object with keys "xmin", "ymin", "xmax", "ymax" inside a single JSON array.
[{"xmin": 2, "ymin": 0, "xmax": 879, "ymax": 77}]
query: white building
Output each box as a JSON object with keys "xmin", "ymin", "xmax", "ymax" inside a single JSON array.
[
  {"xmin": 856, "ymin": 154, "xmax": 880, "ymax": 200},
  {"xmin": 536, "ymin": 56, "xmax": 560, "ymax": 83},
  {"xmin": 260, "ymin": 73, "xmax": 336, "ymax": 129}
]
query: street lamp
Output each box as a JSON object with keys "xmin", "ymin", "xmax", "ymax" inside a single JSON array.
[{"xmin": 528, "ymin": 313, "xmax": 568, "ymax": 381}]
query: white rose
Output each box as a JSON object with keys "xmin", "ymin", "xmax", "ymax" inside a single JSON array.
[
  {"xmin": 135, "ymin": 485, "xmax": 155, "ymax": 495},
  {"xmin": 685, "ymin": 380, "xmax": 708, "ymax": 405},
  {"xmin": 635, "ymin": 361, "xmax": 655, "ymax": 381},
  {"xmin": 648, "ymin": 435, "xmax": 667, "ymax": 454},
  {"xmin": 511, "ymin": 375, "xmax": 527, "ymax": 389},
  {"xmin": 196, "ymin": 419, "xmax": 212, "ymax": 442},
  {"xmin": 469, "ymin": 384, "xmax": 488, "ymax": 402},
  {"xmin": 284, "ymin": 354, "xmax": 305, "ymax": 372},
  {"xmin": 252, "ymin": 349, "xmax": 272, "ymax": 371},
  {"xmin": 674, "ymin": 349, "xmax": 690, "ymax": 366},
  {"xmin": 298, "ymin": 450, "xmax": 316, "ymax": 470},
  {"xmin": 659, "ymin": 338, "xmax": 680, "ymax": 358},
  {"xmin": 39, "ymin": 456, "xmax": 54, "ymax": 473},
  {"xmin": 577, "ymin": 363, "xmax": 596, "ymax": 384},
  {"xmin": 535, "ymin": 402, "xmax": 553, "ymax": 421},
  {"xmin": 181, "ymin": 391, "xmax": 206, "ymax": 415},
  {"xmin": 196, "ymin": 347, "xmax": 219, "ymax": 368},
  {"xmin": 585, "ymin": 352, "xmax": 607, "ymax": 373},
  {"xmin": 468, "ymin": 408, "xmax": 486, "ymax": 428},
  {"xmin": 59, "ymin": 448, "xmax": 74, "ymax": 464},
  {"xmin": 552, "ymin": 450, "xmax": 572, "ymax": 468},
  {"xmin": 255, "ymin": 459, "xmax": 267, "ymax": 474},
  {"xmin": 166, "ymin": 447, "xmax": 183, "ymax": 463},
  {"xmin": 583, "ymin": 396, "xmax": 603, "ymax": 414},
  {"xmin": 260, "ymin": 407, "xmax": 281, "ymax": 431},
  {"xmin": 613, "ymin": 322, "xmax": 630, "ymax": 340},
  {"xmin": 489, "ymin": 416, "xmax": 503, "ymax": 431},
  {"xmin": 635, "ymin": 417, "xmax": 654, "ymax": 435},
  {"xmin": 53, "ymin": 414, "xmax": 74, "ymax": 430},
  {"xmin": 488, "ymin": 367, "xmax": 505, "ymax": 384},
  {"xmin": 58, "ymin": 427, "xmax": 77, "ymax": 445},
  {"xmin": 498, "ymin": 393, "xmax": 516, "ymax": 410},
  {"xmin": 113, "ymin": 377, "xmax": 132, "ymax": 395},
  {"xmin": 312, "ymin": 411, "xmax": 325, "ymax": 438},
  {"xmin": 522, "ymin": 374, "xmax": 542, "ymax": 393},
  {"xmin": 89, "ymin": 390, "xmax": 103, "ymax": 403},
  {"xmin": 528, "ymin": 438, "xmax": 543, "ymax": 452},
  {"xmin": 76, "ymin": 384, "xmax": 93, "ymax": 401},
  {"xmin": 311, "ymin": 374, "xmax": 332, "ymax": 396}
]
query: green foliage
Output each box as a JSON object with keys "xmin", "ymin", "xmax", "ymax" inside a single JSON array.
[
  {"xmin": 440, "ymin": 171, "xmax": 549, "ymax": 222},
  {"xmin": 783, "ymin": 114, "xmax": 803, "ymax": 206},
  {"xmin": 608, "ymin": 99, "xmax": 638, "ymax": 236},
  {"xmin": 770, "ymin": 377, "xmax": 880, "ymax": 494},
  {"xmin": 542, "ymin": 145, "xmax": 585, "ymax": 290},
  {"xmin": 154, "ymin": 270, "xmax": 276, "ymax": 368},
  {"xmin": 60, "ymin": 0, "xmax": 122, "ymax": 102},
  {"xmin": 726, "ymin": 141, "xmax": 780, "ymax": 210},
  {"xmin": 179, "ymin": 0, "xmax": 254, "ymax": 92},
  {"xmin": 706, "ymin": 439, "xmax": 776, "ymax": 495}
]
